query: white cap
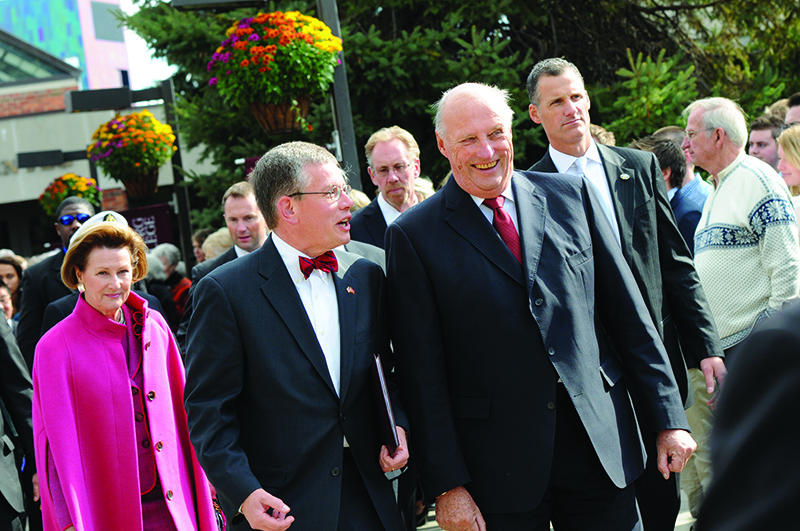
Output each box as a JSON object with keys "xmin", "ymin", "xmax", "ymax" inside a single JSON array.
[{"xmin": 68, "ymin": 211, "xmax": 129, "ymax": 250}]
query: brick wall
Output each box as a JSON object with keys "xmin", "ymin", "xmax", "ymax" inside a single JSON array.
[{"xmin": 0, "ymin": 85, "xmax": 77, "ymax": 118}]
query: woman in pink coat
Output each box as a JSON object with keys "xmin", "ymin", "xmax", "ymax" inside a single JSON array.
[{"xmin": 32, "ymin": 212, "xmax": 218, "ymax": 531}]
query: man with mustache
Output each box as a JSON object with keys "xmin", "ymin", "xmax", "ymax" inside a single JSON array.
[{"xmin": 350, "ymin": 126, "xmax": 421, "ymax": 249}]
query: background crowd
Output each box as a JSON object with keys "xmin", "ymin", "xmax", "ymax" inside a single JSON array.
[{"xmin": 2, "ymin": 54, "xmax": 800, "ymax": 531}]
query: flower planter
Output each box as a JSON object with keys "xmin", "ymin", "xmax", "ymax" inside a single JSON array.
[
  {"xmin": 119, "ymin": 168, "xmax": 159, "ymax": 199},
  {"xmin": 248, "ymin": 97, "xmax": 311, "ymax": 134}
]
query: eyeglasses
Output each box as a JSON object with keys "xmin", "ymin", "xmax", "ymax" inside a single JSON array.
[
  {"xmin": 685, "ymin": 128, "xmax": 714, "ymax": 139},
  {"xmin": 289, "ymin": 184, "xmax": 352, "ymax": 202},
  {"xmin": 58, "ymin": 213, "xmax": 91, "ymax": 225},
  {"xmin": 372, "ymin": 162, "xmax": 412, "ymax": 177},
  {"xmin": 781, "ymin": 121, "xmax": 800, "ymax": 132}
]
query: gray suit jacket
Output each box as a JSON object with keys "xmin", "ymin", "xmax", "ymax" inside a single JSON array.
[{"xmin": 532, "ymin": 145, "xmax": 723, "ymax": 403}]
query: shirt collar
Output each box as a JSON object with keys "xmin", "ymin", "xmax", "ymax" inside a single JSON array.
[
  {"xmin": 272, "ymin": 232, "xmax": 318, "ymax": 282},
  {"xmin": 468, "ymin": 180, "xmax": 516, "ymax": 209},
  {"xmin": 548, "ymin": 141, "xmax": 602, "ymax": 174},
  {"xmin": 234, "ymin": 245, "xmax": 250, "ymax": 258},
  {"xmin": 376, "ymin": 192, "xmax": 416, "ymax": 226}
]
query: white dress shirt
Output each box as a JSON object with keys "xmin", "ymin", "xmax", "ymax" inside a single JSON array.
[
  {"xmin": 272, "ymin": 233, "xmax": 341, "ymax": 396},
  {"xmin": 469, "ymin": 184, "xmax": 520, "ymax": 233},
  {"xmin": 549, "ymin": 143, "xmax": 621, "ymax": 246},
  {"xmin": 377, "ymin": 192, "xmax": 416, "ymax": 227}
]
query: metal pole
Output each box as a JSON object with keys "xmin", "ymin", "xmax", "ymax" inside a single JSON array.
[
  {"xmin": 316, "ymin": 0, "xmax": 362, "ymax": 190},
  {"xmin": 160, "ymin": 78, "xmax": 195, "ymax": 265}
]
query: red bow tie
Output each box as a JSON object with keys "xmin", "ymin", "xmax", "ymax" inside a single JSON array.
[{"xmin": 299, "ymin": 251, "xmax": 338, "ymax": 279}]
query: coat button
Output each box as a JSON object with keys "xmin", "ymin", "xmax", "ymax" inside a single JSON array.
[
  {"xmin": 547, "ymin": 402, "xmax": 556, "ymax": 410},
  {"xmin": 331, "ymin": 467, "xmax": 341, "ymax": 477},
  {"xmin": 145, "ymin": 341, "xmax": 151, "ymax": 350},
  {"xmin": 147, "ymin": 391, "xmax": 156, "ymax": 401},
  {"xmin": 132, "ymin": 387, "xmax": 139, "ymax": 395},
  {"xmin": 547, "ymin": 347, "xmax": 555, "ymax": 356},
  {"xmin": 534, "ymin": 298, "xmax": 544, "ymax": 307},
  {"xmin": 142, "ymin": 439, "xmax": 150, "ymax": 448},
  {"xmin": 166, "ymin": 490, "xmax": 173, "ymax": 500},
  {"xmin": 135, "ymin": 413, "xmax": 144, "ymax": 422},
  {"xmin": 156, "ymin": 441, "xmax": 163, "ymax": 451}
]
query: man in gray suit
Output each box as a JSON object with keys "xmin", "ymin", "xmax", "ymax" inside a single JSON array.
[{"xmin": 527, "ymin": 57, "xmax": 725, "ymax": 531}]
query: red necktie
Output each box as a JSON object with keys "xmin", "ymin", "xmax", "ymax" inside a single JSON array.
[
  {"xmin": 299, "ymin": 251, "xmax": 339, "ymax": 279},
  {"xmin": 483, "ymin": 196, "xmax": 522, "ymax": 264}
]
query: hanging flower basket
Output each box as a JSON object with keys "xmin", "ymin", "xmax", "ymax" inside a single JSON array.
[
  {"xmin": 247, "ymin": 96, "xmax": 311, "ymax": 133},
  {"xmin": 87, "ymin": 109, "xmax": 176, "ymax": 198},
  {"xmin": 39, "ymin": 173, "xmax": 101, "ymax": 216},
  {"xmin": 207, "ymin": 11, "xmax": 342, "ymax": 134}
]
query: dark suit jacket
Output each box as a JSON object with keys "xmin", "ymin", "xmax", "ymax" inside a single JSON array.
[
  {"xmin": 532, "ymin": 145, "xmax": 722, "ymax": 395},
  {"xmin": 40, "ymin": 291, "xmax": 165, "ymax": 336},
  {"xmin": 16, "ymin": 250, "xmax": 72, "ymax": 370},
  {"xmin": 694, "ymin": 300, "xmax": 800, "ymax": 531},
  {"xmin": 386, "ymin": 173, "xmax": 687, "ymax": 513},
  {"xmin": 670, "ymin": 190, "xmax": 704, "ymax": 256},
  {"xmin": 350, "ymin": 199, "xmax": 388, "ymax": 249},
  {"xmin": 185, "ymin": 237, "xmax": 406, "ymax": 530},
  {"xmin": 0, "ymin": 318, "xmax": 33, "ymax": 517},
  {"xmin": 176, "ymin": 246, "xmax": 239, "ymax": 353}
]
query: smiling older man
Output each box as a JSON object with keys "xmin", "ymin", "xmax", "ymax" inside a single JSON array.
[{"xmin": 387, "ymin": 82, "xmax": 694, "ymax": 531}]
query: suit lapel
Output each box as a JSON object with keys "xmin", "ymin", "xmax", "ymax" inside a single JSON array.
[
  {"xmin": 258, "ymin": 238, "xmax": 338, "ymax": 396},
  {"xmin": 512, "ymin": 173, "xmax": 546, "ymax": 296},
  {"xmin": 331, "ymin": 250, "xmax": 358, "ymax": 402},
  {"xmin": 597, "ymin": 144, "xmax": 635, "ymax": 260},
  {"xmin": 364, "ymin": 200, "xmax": 388, "ymax": 247},
  {"xmin": 444, "ymin": 178, "xmax": 525, "ymax": 286}
]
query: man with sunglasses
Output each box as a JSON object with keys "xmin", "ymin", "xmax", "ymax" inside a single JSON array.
[
  {"xmin": 16, "ymin": 197, "xmax": 95, "ymax": 372},
  {"xmin": 185, "ymin": 141, "xmax": 409, "ymax": 531}
]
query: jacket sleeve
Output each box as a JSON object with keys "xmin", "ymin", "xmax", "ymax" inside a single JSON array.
[{"xmin": 0, "ymin": 318, "xmax": 34, "ymax": 466}]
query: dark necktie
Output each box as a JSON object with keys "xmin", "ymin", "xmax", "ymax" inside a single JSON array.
[
  {"xmin": 299, "ymin": 251, "xmax": 339, "ymax": 279},
  {"xmin": 483, "ymin": 196, "xmax": 522, "ymax": 264}
]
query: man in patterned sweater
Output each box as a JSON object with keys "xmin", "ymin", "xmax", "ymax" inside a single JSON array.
[{"xmin": 682, "ymin": 97, "xmax": 800, "ymax": 356}]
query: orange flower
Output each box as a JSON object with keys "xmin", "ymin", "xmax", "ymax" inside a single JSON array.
[{"xmin": 241, "ymin": 59, "xmax": 250, "ymax": 67}]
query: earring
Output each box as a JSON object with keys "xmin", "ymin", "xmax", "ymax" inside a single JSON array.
[{"xmin": 77, "ymin": 283, "xmax": 85, "ymax": 293}]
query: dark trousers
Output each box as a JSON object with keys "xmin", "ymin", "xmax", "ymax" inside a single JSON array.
[
  {"xmin": 483, "ymin": 384, "xmax": 642, "ymax": 530},
  {"xmin": 0, "ymin": 495, "xmax": 23, "ymax": 531},
  {"xmin": 337, "ymin": 448, "xmax": 386, "ymax": 531},
  {"xmin": 633, "ymin": 434, "xmax": 681, "ymax": 531}
]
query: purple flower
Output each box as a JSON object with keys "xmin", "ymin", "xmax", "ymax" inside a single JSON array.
[
  {"xmin": 226, "ymin": 70, "xmax": 232, "ymax": 75},
  {"xmin": 231, "ymin": 35, "xmax": 239, "ymax": 42},
  {"xmin": 207, "ymin": 61, "xmax": 215, "ymax": 72},
  {"xmin": 222, "ymin": 56, "xmax": 230, "ymax": 63},
  {"xmin": 249, "ymin": 34, "xmax": 260, "ymax": 41},
  {"xmin": 209, "ymin": 77, "xmax": 218, "ymax": 85},
  {"xmin": 212, "ymin": 52, "xmax": 221, "ymax": 61}
]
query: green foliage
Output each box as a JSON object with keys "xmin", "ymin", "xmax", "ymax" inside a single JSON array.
[
  {"xmin": 593, "ymin": 49, "xmax": 698, "ymax": 145},
  {"xmin": 120, "ymin": 0, "xmax": 800, "ymax": 229}
]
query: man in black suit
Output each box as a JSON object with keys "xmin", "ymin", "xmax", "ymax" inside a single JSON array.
[
  {"xmin": 526, "ymin": 58, "xmax": 725, "ymax": 531},
  {"xmin": 185, "ymin": 141, "xmax": 409, "ymax": 530},
  {"xmin": 694, "ymin": 300, "xmax": 800, "ymax": 531},
  {"xmin": 16, "ymin": 197, "xmax": 95, "ymax": 371},
  {"xmin": 177, "ymin": 181, "xmax": 268, "ymax": 352},
  {"xmin": 1, "ymin": 318, "xmax": 35, "ymax": 531},
  {"xmin": 387, "ymin": 82, "xmax": 694, "ymax": 531},
  {"xmin": 349, "ymin": 126, "xmax": 421, "ymax": 249}
]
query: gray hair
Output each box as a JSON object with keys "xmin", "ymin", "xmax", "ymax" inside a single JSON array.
[
  {"xmin": 151, "ymin": 243, "xmax": 182, "ymax": 267},
  {"xmin": 433, "ymin": 82, "xmax": 514, "ymax": 137},
  {"xmin": 526, "ymin": 58, "xmax": 584, "ymax": 107},
  {"xmin": 682, "ymin": 97, "xmax": 748, "ymax": 148},
  {"xmin": 145, "ymin": 252, "xmax": 168, "ymax": 282},
  {"xmin": 249, "ymin": 142, "xmax": 343, "ymax": 229}
]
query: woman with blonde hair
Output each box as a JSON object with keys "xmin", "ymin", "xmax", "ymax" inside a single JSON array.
[
  {"xmin": 777, "ymin": 125, "xmax": 800, "ymax": 231},
  {"xmin": 32, "ymin": 212, "xmax": 218, "ymax": 531}
]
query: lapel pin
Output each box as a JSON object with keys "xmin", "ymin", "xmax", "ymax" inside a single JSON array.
[
  {"xmin": 620, "ymin": 173, "xmax": 631, "ymax": 180},
  {"xmin": 346, "ymin": 286, "xmax": 355, "ymax": 294}
]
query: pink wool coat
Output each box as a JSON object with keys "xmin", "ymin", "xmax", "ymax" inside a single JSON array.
[{"xmin": 32, "ymin": 292, "xmax": 217, "ymax": 531}]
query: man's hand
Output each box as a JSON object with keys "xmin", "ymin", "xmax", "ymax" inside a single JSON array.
[
  {"xmin": 241, "ymin": 488, "xmax": 294, "ymax": 530},
  {"xmin": 32, "ymin": 473, "xmax": 39, "ymax": 502},
  {"xmin": 435, "ymin": 486, "xmax": 486, "ymax": 531},
  {"xmin": 379, "ymin": 427, "xmax": 409, "ymax": 473},
  {"xmin": 656, "ymin": 429, "xmax": 697, "ymax": 479},
  {"xmin": 700, "ymin": 356, "xmax": 727, "ymax": 396}
]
